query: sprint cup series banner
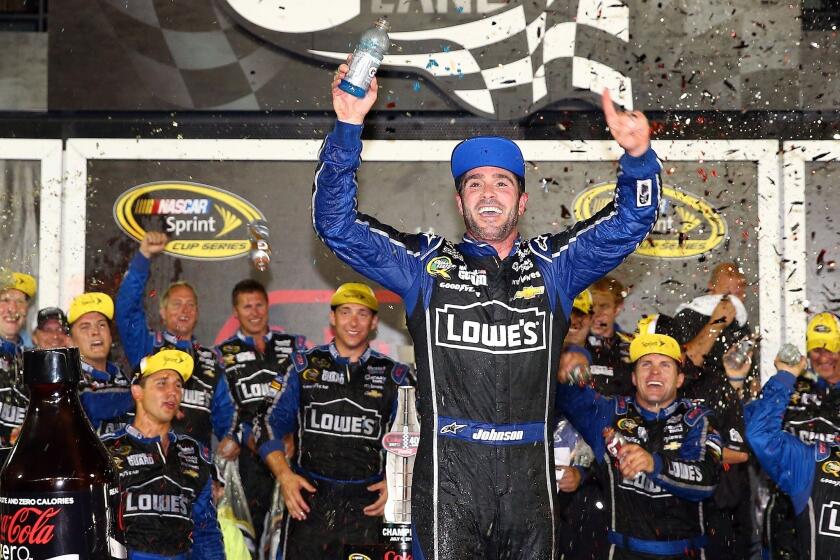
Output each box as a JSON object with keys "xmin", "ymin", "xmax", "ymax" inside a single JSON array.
[
  {"xmin": 83, "ymin": 149, "xmax": 760, "ymax": 358},
  {"xmin": 49, "ymin": 0, "xmax": 832, "ymax": 117}
]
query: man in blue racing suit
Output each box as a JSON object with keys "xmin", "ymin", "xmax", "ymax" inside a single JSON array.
[
  {"xmin": 558, "ymin": 333, "xmax": 723, "ymax": 558},
  {"xmin": 746, "ymin": 352, "xmax": 840, "ymax": 559},
  {"xmin": 311, "ymin": 62, "xmax": 662, "ymax": 559}
]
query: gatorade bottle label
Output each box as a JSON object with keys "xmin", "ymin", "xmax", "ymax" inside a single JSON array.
[{"xmin": 345, "ymin": 51, "xmax": 381, "ymax": 89}]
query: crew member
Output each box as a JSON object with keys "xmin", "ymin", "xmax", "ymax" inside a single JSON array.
[
  {"xmin": 558, "ymin": 333, "xmax": 723, "ymax": 558},
  {"xmin": 115, "ymin": 231, "xmax": 236, "ymax": 453},
  {"xmin": 31, "ymin": 306, "xmax": 71, "ymax": 349},
  {"xmin": 313, "ymin": 61, "xmax": 661, "ymax": 558},
  {"xmin": 101, "ymin": 349, "xmax": 224, "ymax": 559},
  {"xmin": 762, "ymin": 312, "xmax": 840, "ymax": 559},
  {"xmin": 68, "ymin": 292, "xmax": 133, "ymax": 433},
  {"xmin": 586, "ymin": 276, "xmax": 634, "ymax": 396},
  {"xmin": 257, "ymin": 283, "xmax": 411, "ymax": 559},
  {"xmin": 746, "ymin": 353, "xmax": 840, "ymax": 559},
  {"xmin": 216, "ymin": 278, "xmax": 307, "ymax": 552},
  {"xmin": 0, "ymin": 271, "xmax": 35, "ymax": 444}
]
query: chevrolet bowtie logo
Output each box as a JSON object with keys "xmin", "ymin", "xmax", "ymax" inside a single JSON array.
[{"xmin": 440, "ymin": 421, "xmax": 467, "ymax": 435}]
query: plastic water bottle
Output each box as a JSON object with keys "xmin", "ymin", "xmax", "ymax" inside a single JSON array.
[
  {"xmin": 723, "ymin": 337, "xmax": 755, "ymax": 370},
  {"xmin": 566, "ymin": 364, "xmax": 592, "ymax": 386},
  {"xmin": 339, "ymin": 17, "xmax": 390, "ymax": 98},
  {"xmin": 776, "ymin": 343, "xmax": 803, "ymax": 366}
]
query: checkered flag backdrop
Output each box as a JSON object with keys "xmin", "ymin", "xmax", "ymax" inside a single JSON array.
[{"xmin": 99, "ymin": 0, "xmax": 634, "ymax": 120}]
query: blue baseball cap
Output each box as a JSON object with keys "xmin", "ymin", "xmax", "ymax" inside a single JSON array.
[{"xmin": 450, "ymin": 136, "xmax": 525, "ymax": 189}]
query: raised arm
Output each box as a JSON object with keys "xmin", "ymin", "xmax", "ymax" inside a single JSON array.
[
  {"xmin": 542, "ymin": 91, "xmax": 661, "ymax": 316},
  {"xmin": 115, "ymin": 232, "xmax": 167, "ymax": 367},
  {"xmin": 312, "ymin": 64, "xmax": 428, "ymax": 306},
  {"xmin": 745, "ymin": 369, "xmax": 815, "ymax": 514},
  {"xmin": 555, "ymin": 383, "xmax": 615, "ymax": 461}
]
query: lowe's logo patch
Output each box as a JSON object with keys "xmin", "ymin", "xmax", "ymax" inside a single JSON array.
[
  {"xmin": 434, "ymin": 301, "xmax": 546, "ymax": 354},
  {"xmin": 304, "ymin": 398, "xmax": 382, "ymax": 440}
]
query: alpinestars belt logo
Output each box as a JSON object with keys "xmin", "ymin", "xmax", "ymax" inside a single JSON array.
[
  {"xmin": 221, "ymin": 0, "xmax": 634, "ymax": 120},
  {"xmin": 435, "ymin": 301, "xmax": 546, "ymax": 354}
]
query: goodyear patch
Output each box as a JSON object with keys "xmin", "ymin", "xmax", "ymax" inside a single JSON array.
[
  {"xmin": 114, "ymin": 181, "xmax": 265, "ymax": 260},
  {"xmin": 574, "ymin": 182, "xmax": 726, "ymax": 259}
]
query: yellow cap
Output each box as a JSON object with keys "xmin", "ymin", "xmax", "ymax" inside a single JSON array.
[
  {"xmin": 572, "ymin": 290, "xmax": 593, "ymax": 314},
  {"xmin": 1, "ymin": 272, "xmax": 36, "ymax": 299},
  {"xmin": 629, "ymin": 333, "xmax": 682, "ymax": 363},
  {"xmin": 138, "ymin": 349, "xmax": 193, "ymax": 383},
  {"xmin": 68, "ymin": 292, "xmax": 114, "ymax": 324},
  {"xmin": 807, "ymin": 312, "xmax": 840, "ymax": 353},
  {"xmin": 635, "ymin": 314, "xmax": 659, "ymax": 335},
  {"xmin": 330, "ymin": 282, "xmax": 379, "ymax": 312}
]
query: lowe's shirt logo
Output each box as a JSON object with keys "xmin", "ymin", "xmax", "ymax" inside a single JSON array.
[
  {"xmin": 819, "ymin": 501, "xmax": 840, "ymax": 538},
  {"xmin": 435, "ymin": 301, "xmax": 546, "ymax": 354},
  {"xmin": 305, "ymin": 398, "xmax": 382, "ymax": 440}
]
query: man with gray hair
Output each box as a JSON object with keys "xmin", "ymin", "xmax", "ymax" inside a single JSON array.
[{"xmin": 116, "ymin": 231, "xmax": 237, "ymax": 455}]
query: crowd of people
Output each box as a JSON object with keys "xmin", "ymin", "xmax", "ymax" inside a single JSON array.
[{"xmin": 0, "ymin": 62, "xmax": 837, "ymax": 560}]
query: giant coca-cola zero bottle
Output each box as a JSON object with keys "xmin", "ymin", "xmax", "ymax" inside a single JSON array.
[{"xmin": 0, "ymin": 348, "xmax": 126, "ymax": 560}]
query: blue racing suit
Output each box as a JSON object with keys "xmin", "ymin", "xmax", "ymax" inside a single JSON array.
[
  {"xmin": 101, "ymin": 425, "xmax": 224, "ymax": 560},
  {"xmin": 312, "ymin": 121, "xmax": 661, "ymax": 560},
  {"xmin": 746, "ymin": 371, "xmax": 840, "ymax": 559},
  {"xmin": 257, "ymin": 342, "xmax": 411, "ymax": 559},
  {"xmin": 0, "ymin": 337, "xmax": 27, "ymax": 445},
  {"xmin": 79, "ymin": 360, "xmax": 133, "ymax": 434},
  {"xmin": 115, "ymin": 252, "xmax": 235, "ymax": 447},
  {"xmin": 557, "ymin": 383, "xmax": 722, "ymax": 558}
]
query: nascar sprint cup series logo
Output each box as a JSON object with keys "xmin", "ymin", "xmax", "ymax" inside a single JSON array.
[
  {"xmin": 221, "ymin": 0, "xmax": 635, "ymax": 119},
  {"xmin": 574, "ymin": 183, "xmax": 727, "ymax": 259},
  {"xmin": 435, "ymin": 300, "xmax": 546, "ymax": 354},
  {"xmin": 114, "ymin": 182, "xmax": 265, "ymax": 260}
]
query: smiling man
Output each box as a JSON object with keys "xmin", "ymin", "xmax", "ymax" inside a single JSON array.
[
  {"xmin": 557, "ymin": 333, "xmax": 723, "ymax": 559},
  {"xmin": 256, "ymin": 283, "xmax": 410, "ymax": 559},
  {"xmin": 102, "ymin": 349, "xmax": 224, "ymax": 560},
  {"xmin": 68, "ymin": 292, "xmax": 133, "ymax": 434},
  {"xmin": 31, "ymin": 307, "xmax": 71, "ymax": 349},
  {"xmin": 116, "ymin": 231, "xmax": 236, "ymax": 454},
  {"xmin": 312, "ymin": 62, "xmax": 661, "ymax": 559},
  {"xmin": 216, "ymin": 278, "xmax": 306, "ymax": 553},
  {"xmin": 761, "ymin": 312, "xmax": 840, "ymax": 558},
  {"xmin": 0, "ymin": 271, "xmax": 36, "ymax": 445}
]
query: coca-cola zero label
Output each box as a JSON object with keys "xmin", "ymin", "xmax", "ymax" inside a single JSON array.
[{"xmin": 0, "ymin": 489, "xmax": 124, "ymax": 560}]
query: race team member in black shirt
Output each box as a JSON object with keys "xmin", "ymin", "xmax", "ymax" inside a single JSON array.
[
  {"xmin": 558, "ymin": 333, "xmax": 723, "ymax": 559},
  {"xmin": 216, "ymin": 278, "xmax": 307, "ymax": 552},
  {"xmin": 0, "ymin": 271, "xmax": 35, "ymax": 445},
  {"xmin": 115, "ymin": 231, "xmax": 237, "ymax": 454},
  {"xmin": 102, "ymin": 349, "xmax": 224, "ymax": 560},
  {"xmin": 762, "ymin": 312, "xmax": 840, "ymax": 559},
  {"xmin": 746, "ymin": 353, "xmax": 840, "ymax": 560},
  {"xmin": 586, "ymin": 276, "xmax": 634, "ymax": 396},
  {"xmin": 257, "ymin": 283, "xmax": 411, "ymax": 559}
]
